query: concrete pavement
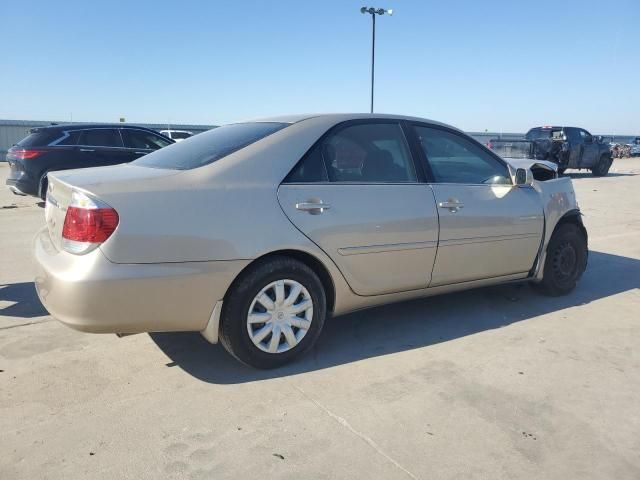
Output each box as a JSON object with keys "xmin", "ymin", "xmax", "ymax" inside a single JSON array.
[{"xmin": 1, "ymin": 160, "xmax": 639, "ymax": 479}]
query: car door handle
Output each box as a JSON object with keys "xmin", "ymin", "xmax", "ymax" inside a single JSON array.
[
  {"xmin": 79, "ymin": 148, "xmax": 95, "ymax": 152},
  {"xmin": 438, "ymin": 200, "xmax": 464, "ymax": 212},
  {"xmin": 295, "ymin": 201, "xmax": 331, "ymax": 214},
  {"xmin": 134, "ymin": 151, "xmax": 148, "ymax": 155}
]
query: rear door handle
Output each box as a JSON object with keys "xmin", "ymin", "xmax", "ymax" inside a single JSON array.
[
  {"xmin": 79, "ymin": 148, "xmax": 95, "ymax": 152},
  {"xmin": 438, "ymin": 200, "xmax": 464, "ymax": 212},
  {"xmin": 295, "ymin": 201, "xmax": 331, "ymax": 215},
  {"xmin": 134, "ymin": 151, "xmax": 148, "ymax": 155}
]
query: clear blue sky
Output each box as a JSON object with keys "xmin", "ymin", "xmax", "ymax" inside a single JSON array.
[{"xmin": 1, "ymin": 0, "xmax": 638, "ymax": 134}]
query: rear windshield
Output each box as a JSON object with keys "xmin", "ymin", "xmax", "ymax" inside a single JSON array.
[
  {"xmin": 525, "ymin": 128, "xmax": 562, "ymax": 140},
  {"xmin": 17, "ymin": 130, "xmax": 62, "ymax": 147},
  {"xmin": 134, "ymin": 122, "xmax": 288, "ymax": 170}
]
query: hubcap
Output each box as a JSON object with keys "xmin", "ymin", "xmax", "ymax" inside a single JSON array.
[
  {"xmin": 247, "ymin": 279, "xmax": 313, "ymax": 354},
  {"xmin": 552, "ymin": 241, "xmax": 577, "ymax": 281}
]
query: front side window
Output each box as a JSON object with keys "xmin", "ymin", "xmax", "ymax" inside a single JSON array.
[
  {"xmin": 285, "ymin": 122, "xmax": 417, "ymax": 183},
  {"xmin": 414, "ymin": 126, "xmax": 511, "ymax": 185},
  {"xmin": 79, "ymin": 129, "xmax": 123, "ymax": 148},
  {"xmin": 134, "ymin": 122, "xmax": 288, "ymax": 170},
  {"xmin": 579, "ymin": 129, "xmax": 593, "ymax": 142},
  {"xmin": 122, "ymin": 129, "xmax": 172, "ymax": 150}
]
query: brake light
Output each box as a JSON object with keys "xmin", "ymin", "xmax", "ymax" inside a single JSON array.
[
  {"xmin": 61, "ymin": 191, "xmax": 119, "ymax": 254},
  {"xmin": 8, "ymin": 148, "xmax": 44, "ymax": 160}
]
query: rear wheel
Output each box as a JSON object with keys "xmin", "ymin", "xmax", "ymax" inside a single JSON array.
[
  {"xmin": 591, "ymin": 154, "xmax": 612, "ymax": 177},
  {"xmin": 557, "ymin": 168, "xmax": 566, "ymax": 175},
  {"xmin": 533, "ymin": 223, "xmax": 587, "ymax": 296},
  {"xmin": 38, "ymin": 175, "xmax": 48, "ymax": 201},
  {"xmin": 219, "ymin": 256, "xmax": 326, "ymax": 369}
]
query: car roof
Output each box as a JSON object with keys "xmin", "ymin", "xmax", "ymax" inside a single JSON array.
[
  {"xmin": 32, "ymin": 123, "xmax": 161, "ymax": 133},
  {"xmin": 241, "ymin": 113, "xmax": 462, "ymax": 132}
]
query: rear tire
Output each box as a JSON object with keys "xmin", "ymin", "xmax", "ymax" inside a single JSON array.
[
  {"xmin": 219, "ymin": 256, "xmax": 326, "ymax": 369},
  {"xmin": 557, "ymin": 168, "xmax": 566, "ymax": 175},
  {"xmin": 591, "ymin": 154, "xmax": 612, "ymax": 177},
  {"xmin": 532, "ymin": 223, "xmax": 587, "ymax": 296},
  {"xmin": 38, "ymin": 175, "xmax": 48, "ymax": 201}
]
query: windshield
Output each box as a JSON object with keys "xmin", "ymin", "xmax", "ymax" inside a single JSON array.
[{"xmin": 134, "ymin": 122, "xmax": 289, "ymax": 170}]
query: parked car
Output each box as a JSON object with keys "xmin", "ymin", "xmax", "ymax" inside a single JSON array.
[
  {"xmin": 159, "ymin": 129, "xmax": 193, "ymax": 142},
  {"xmin": 488, "ymin": 126, "xmax": 613, "ymax": 176},
  {"xmin": 35, "ymin": 114, "xmax": 588, "ymax": 368},
  {"xmin": 628, "ymin": 137, "xmax": 640, "ymax": 156},
  {"xmin": 5, "ymin": 124, "xmax": 174, "ymax": 199}
]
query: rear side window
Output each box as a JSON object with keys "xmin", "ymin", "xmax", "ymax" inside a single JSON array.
[
  {"xmin": 285, "ymin": 122, "xmax": 417, "ymax": 183},
  {"xmin": 56, "ymin": 130, "xmax": 81, "ymax": 146},
  {"xmin": 79, "ymin": 129, "xmax": 123, "ymax": 147},
  {"xmin": 285, "ymin": 147, "xmax": 329, "ymax": 182},
  {"xmin": 525, "ymin": 128, "xmax": 563, "ymax": 140},
  {"xmin": 122, "ymin": 129, "xmax": 172, "ymax": 150},
  {"xmin": 17, "ymin": 130, "xmax": 61, "ymax": 147},
  {"xmin": 134, "ymin": 122, "xmax": 288, "ymax": 170}
]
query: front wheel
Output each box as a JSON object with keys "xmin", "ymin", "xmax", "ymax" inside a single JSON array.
[
  {"xmin": 591, "ymin": 154, "xmax": 612, "ymax": 177},
  {"xmin": 532, "ymin": 223, "xmax": 587, "ymax": 296},
  {"xmin": 219, "ymin": 256, "xmax": 327, "ymax": 368}
]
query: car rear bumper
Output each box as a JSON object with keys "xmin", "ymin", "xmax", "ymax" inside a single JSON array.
[
  {"xmin": 6, "ymin": 178, "xmax": 37, "ymax": 196},
  {"xmin": 34, "ymin": 227, "xmax": 249, "ymax": 334}
]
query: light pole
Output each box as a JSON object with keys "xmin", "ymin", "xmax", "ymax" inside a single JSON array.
[{"xmin": 360, "ymin": 6, "xmax": 393, "ymax": 113}]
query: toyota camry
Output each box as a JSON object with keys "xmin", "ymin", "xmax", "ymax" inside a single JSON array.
[{"xmin": 35, "ymin": 114, "xmax": 588, "ymax": 368}]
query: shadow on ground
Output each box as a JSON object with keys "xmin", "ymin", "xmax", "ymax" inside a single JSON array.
[
  {"xmin": 151, "ymin": 250, "xmax": 640, "ymax": 384},
  {"xmin": 0, "ymin": 282, "xmax": 48, "ymax": 319},
  {"xmin": 565, "ymin": 171, "xmax": 637, "ymax": 179}
]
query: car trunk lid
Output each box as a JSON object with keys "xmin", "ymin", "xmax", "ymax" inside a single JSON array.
[{"xmin": 45, "ymin": 164, "xmax": 180, "ymax": 252}]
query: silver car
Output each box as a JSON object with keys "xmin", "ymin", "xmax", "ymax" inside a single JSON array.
[{"xmin": 35, "ymin": 114, "xmax": 588, "ymax": 368}]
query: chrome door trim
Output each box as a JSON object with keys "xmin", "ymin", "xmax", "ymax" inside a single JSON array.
[
  {"xmin": 338, "ymin": 240, "xmax": 437, "ymax": 256},
  {"xmin": 438, "ymin": 233, "xmax": 540, "ymax": 247}
]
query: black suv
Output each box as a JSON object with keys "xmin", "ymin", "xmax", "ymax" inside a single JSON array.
[{"xmin": 6, "ymin": 124, "xmax": 174, "ymax": 199}]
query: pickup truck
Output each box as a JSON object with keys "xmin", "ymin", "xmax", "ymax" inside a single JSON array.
[{"xmin": 488, "ymin": 126, "xmax": 613, "ymax": 176}]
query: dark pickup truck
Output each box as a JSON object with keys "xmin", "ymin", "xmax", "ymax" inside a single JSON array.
[{"xmin": 488, "ymin": 126, "xmax": 613, "ymax": 176}]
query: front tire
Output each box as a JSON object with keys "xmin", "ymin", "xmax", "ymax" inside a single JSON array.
[
  {"xmin": 220, "ymin": 256, "xmax": 327, "ymax": 369},
  {"xmin": 591, "ymin": 154, "xmax": 612, "ymax": 177},
  {"xmin": 533, "ymin": 223, "xmax": 587, "ymax": 296}
]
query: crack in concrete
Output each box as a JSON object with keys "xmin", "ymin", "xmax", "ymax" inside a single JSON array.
[
  {"xmin": 292, "ymin": 384, "xmax": 419, "ymax": 480},
  {"xmin": 0, "ymin": 319, "xmax": 53, "ymax": 331}
]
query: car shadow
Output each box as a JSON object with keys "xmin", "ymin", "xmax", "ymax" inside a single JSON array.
[
  {"xmin": 564, "ymin": 172, "xmax": 637, "ymax": 179},
  {"xmin": 150, "ymin": 250, "xmax": 640, "ymax": 384},
  {"xmin": 0, "ymin": 282, "xmax": 49, "ymax": 318}
]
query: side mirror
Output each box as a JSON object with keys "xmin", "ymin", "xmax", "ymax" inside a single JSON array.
[
  {"xmin": 597, "ymin": 135, "xmax": 604, "ymax": 143},
  {"xmin": 515, "ymin": 167, "xmax": 533, "ymax": 186}
]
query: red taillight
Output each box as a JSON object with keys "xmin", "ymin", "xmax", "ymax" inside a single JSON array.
[
  {"xmin": 8, "ymin": 148, "xmax": 45, "ymax": 160},
  {"xmin": 487, "ymin": 141, "xmax": 493, "ymax": 149},
  {"xmin": 62, "ymin": 206, "xmax": 119, "ymax": 243}
]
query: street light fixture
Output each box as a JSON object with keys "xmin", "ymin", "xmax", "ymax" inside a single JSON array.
[{"xmin": 360, "ymin": 6, "xmax": 393, "ymax": 113}]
